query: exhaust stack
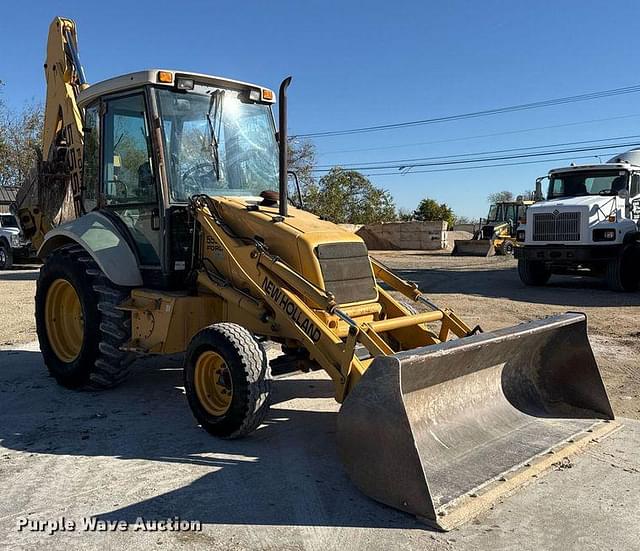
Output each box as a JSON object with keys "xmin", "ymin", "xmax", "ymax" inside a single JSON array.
[{"xmin": 278, "ymin": 76, "xmax": 292, "ymax": 217}]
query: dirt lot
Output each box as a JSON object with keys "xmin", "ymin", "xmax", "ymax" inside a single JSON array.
[
  {"xmin": 0, "ymin": 267, "xmax": 39, "ymax": 346},
  {"xmin": 2, "ymin": 254, "xmax": 638, "ymax": 418}
]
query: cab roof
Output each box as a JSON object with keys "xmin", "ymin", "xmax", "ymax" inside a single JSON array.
[
  {"xmin": 77, "ymin": 69, "xmax": 275, "ymax": 108},
  {"xmin": 548, "ymin": 162, "xmax": 639, "ymax": 176}
]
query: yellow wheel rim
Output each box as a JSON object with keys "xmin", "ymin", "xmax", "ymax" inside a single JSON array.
[
  {"xmin": 45, "ymin": 278, "xmax": 84, "ymax": 363},
  {"xmin": 194, "ymin": 350, "xmax": 233, "ymax": 416}
]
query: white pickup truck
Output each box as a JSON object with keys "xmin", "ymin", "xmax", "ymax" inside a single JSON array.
[
  {"xmin": 0, "ymin": 213, "xmax": 32, "ymax": 270},
  {"xmin": 515, "ymin": 149, "xmax": 640, "ymax": 291}
]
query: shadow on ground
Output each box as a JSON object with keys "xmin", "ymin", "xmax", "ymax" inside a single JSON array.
[
  {"xmin": 0, "ymin": 348, "xmax": 422, "ymax": 530},
  {"xmin": 396, "ymin": 266, "xmax": 640, "ymax": 308}
]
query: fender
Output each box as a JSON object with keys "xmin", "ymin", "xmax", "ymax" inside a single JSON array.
[{"xmin": 38, "ymin": 211, "xmax": 143, "ymax": 287}]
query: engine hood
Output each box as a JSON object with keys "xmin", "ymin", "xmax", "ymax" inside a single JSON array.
[
  {"xmin": 532, "ymin": 195, "xmax": 620, "ymax": 210},
  {"xmin": 208, "ymin": 196, "xmax": 376, "ymax": 305}
]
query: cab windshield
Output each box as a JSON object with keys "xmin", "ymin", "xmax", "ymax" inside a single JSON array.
[
  {"xmin": 156, "ymin": 85, "xmax": 279, "ymax": 202},
  {"xmin": 547, "ymin": 170, "xmax": 628, "ymax": 199}
]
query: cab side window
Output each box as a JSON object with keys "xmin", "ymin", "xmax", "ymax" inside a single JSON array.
[{"xmin": 102, "ymin": 94, "xmax": 156, "ymax": 205}]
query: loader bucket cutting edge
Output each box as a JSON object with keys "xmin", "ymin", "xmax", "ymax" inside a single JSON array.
[
  {"xmin": 336, "ymin": 312, "xmax": 615, "ymax": 531},
  {"xmin": 451, "ymin": 239, "xmax": 495, "ymax": 256}
]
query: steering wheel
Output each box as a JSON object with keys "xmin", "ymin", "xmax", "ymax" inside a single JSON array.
[
  {"xmin": 106, "ymin": 179, "xmax": 129, "ymax": 201},
  {"xmin": 182, "ymin": 162, "xmax": 226, "ymax": 195}
]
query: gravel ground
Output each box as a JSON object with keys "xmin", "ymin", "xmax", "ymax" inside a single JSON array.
[
  {"xmin": 0, "ymin": 267, "xmax": 39, "ymax": 346},
  {"xmin": 0, "ymin": 254, "xmax": 638, "ymax": 418}
]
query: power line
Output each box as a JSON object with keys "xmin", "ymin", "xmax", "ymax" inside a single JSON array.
[
  {"xmin": 358, "ymin": 154, "xmax": 605, "ymax": 177},
  {"xmin": 310, "ymin": 141, "xmax": 640, "ymax": 173},
  {"xmin": 315, "ymin": 113, "xmax": 640, "ymax": 156},
  {"xmin": 314, "ymin": 134, "xmax": 640, "ymax": 169},
  {"xmin": 293, "ymin": 84, "xmax": 640, "ymax": 138}
]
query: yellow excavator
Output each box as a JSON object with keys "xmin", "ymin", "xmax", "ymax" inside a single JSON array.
[{"xmin": 14, "ymin": 17, "xmax": 616, "ymax": 530}]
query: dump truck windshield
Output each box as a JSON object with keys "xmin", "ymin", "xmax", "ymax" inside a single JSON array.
[
  {"xmin": 156, "ymin": 86, "xmax": 279, "ymax": 202},
  {"xmin": 548, "ymin": 170, "xmax": 628, "ymax": 199}
]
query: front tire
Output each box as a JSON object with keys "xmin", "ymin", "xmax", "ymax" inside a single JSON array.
[
  {"xmin": 518, "ymin": 257, "xmax": 551, "ymax": 286},
  {"xmin": 0, "ymin": 241, "xmax": 13, "ymax": 270},
  {"xmin": 502, "ymin": 240, "xmax": 515, "ymax": 255},
  {"xmin": 184, "ymin": 323, "xmax": 271, "ymax": 438},
  {"xmin": 606, "ymin": 245, "xmax": 640, "ymax": 292},
  {"xmin": 35, "ymin": 244, "xmax": 135, "ymax": 389}
]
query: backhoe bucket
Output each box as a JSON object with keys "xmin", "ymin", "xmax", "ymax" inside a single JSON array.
[
  {"xmin": 451, "ymin": 239, "xmax": 495, "ymax": 256},
  {"xmin": 337, "ymin": 313, "xmax": 615, "ymax": 530}
]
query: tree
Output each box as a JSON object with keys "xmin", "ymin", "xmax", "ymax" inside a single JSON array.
[
  {"xmin": 0, "ymin": 82, "xmax": 44, "ymax": 187},
  {"xmin": 303, "ymin": 167, "xmax": 396, "ymax": 224},
  {"xmin": 487, "ymin": 190, "xmax": 514, "ymax": 204},
  {"xmin": 287, "ymin": 137, "xmax": 316, "ymax": 189},
  {"xmin": 396, "ymin": 207, "xmax": 414, "ymax": 221},
  {"xmin": 413, "ymin": 198, "xmax": 455, "ymax": 228},
  {"xmin": 453, "ymin": 214, "xmax": 474, "ymax": 225}
]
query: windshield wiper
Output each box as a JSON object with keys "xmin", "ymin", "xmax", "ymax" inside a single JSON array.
[{"xmin": 206, "ymin": 89, "xmax": 225, "ymax": 181}]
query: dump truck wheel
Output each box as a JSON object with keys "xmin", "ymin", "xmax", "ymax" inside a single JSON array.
[
  {"xmin": 0, "ymin": 241, "xmax": 13, "ymax": 270},
  {"xmin": 35, "ymin": 244, "xmax": 135, "ymax": 389},
  {"xmin": 517, "ymin": 257, "xmax": 551, "ymax": 286},
  {"xmin": 184, "ymin": 323, "xmax": 271, "ymax": 439},
  {"xmin": 606, "ymin": 245, "xmax": 640, "ymax": 292}
]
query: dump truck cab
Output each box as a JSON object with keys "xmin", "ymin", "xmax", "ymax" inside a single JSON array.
[{"xmin": 516, "ymin": 150, "xmax": 640, "ymax": 290}]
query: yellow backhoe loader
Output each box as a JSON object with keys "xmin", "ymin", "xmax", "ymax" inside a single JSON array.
[
  {"xmin": 14, "ymin": 17, "xmax": 616, "ymax": 530},
  {"xmin": 452, "ymin": 199, "xmax": 534, "ymax": 256}
]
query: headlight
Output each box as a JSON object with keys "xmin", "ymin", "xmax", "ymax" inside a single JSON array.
[
  {"xmin": 516, "ymin": 230, "xmax": 525, "ymax": 242},
  {"xmin": 10, "ymin": 234, "xmax": 20, "ymax": 246},
  {"xmin": 592, "ymin": 229, "xmax": 616, "ymax": 242}
]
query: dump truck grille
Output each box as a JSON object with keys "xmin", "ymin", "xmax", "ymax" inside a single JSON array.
[
  {"xmin": 532, "ymin": 212, "xmax": 581, "ymax": 241},
  {"xmin": 316, "ymin": 242, "xmax": 377, "ymax": 304}
]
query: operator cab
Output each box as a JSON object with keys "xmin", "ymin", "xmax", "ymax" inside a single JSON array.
[{"xmin": 77, "ymin": 70, "xmax": 279, "ymax": 289}]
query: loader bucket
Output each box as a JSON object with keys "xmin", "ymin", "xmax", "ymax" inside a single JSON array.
[
  {"xmin": 451, "ymin": 239, "xmax": 495, "ymax": 256},
  {"xmin": 337, "ymin": 313, "xmax": 615, "ymax": 530}
]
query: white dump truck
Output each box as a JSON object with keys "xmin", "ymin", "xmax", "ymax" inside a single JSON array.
[{"xmin": 515, "ymin": 149, "xmax": 640, "ymax": 291}]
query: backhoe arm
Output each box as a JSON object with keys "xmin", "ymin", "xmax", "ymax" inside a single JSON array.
[{"xmin": 15, "ymin": 17, "xmax": 87, "ymax": 249}]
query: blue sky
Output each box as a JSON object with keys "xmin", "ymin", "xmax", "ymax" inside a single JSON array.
[{"xmin": 2, "ymin": 0, "xmax": 640, "ymax": 218}]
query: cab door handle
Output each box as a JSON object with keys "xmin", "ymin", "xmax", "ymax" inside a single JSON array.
[{"xmin": 151, "ymin": 208, "xmax": 160, "ymax": 231}]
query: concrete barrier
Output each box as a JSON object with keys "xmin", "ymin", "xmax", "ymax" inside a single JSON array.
[{"xmin": 353, "ymin": 221, "xmax": 448, "ymax": 250}]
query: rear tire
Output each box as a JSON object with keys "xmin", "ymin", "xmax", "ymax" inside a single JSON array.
[
  {"xmin": 184, "ymin": 323, "xmax": 271, "ymax": 438},
  {"xmin": 606, "ymin": 245, "xmax": 640, "ymax": 292},
  {"xmin": 35, "ymin": 244, "xmax": 135, "ymax": 389},
  {"xmin": 518, "ymin": 257, "xmax": 551, "ymax": 286},
  {"xmin": 0, "ymin": 241, "xmax": 13, "ymax": 270}
]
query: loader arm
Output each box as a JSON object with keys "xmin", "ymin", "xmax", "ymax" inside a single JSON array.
[
  {"xmin": 15, "ymin": 17, "xmax": 87, "ymax": 250},
  {"xmin": 190, "ymin": 196, "xmax": 473, "ymax": 400}
]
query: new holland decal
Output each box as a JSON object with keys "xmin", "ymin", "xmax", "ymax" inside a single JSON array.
[{"xmin": 261, "ymin": 277, "xmax": 322, "ymax": 342}]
